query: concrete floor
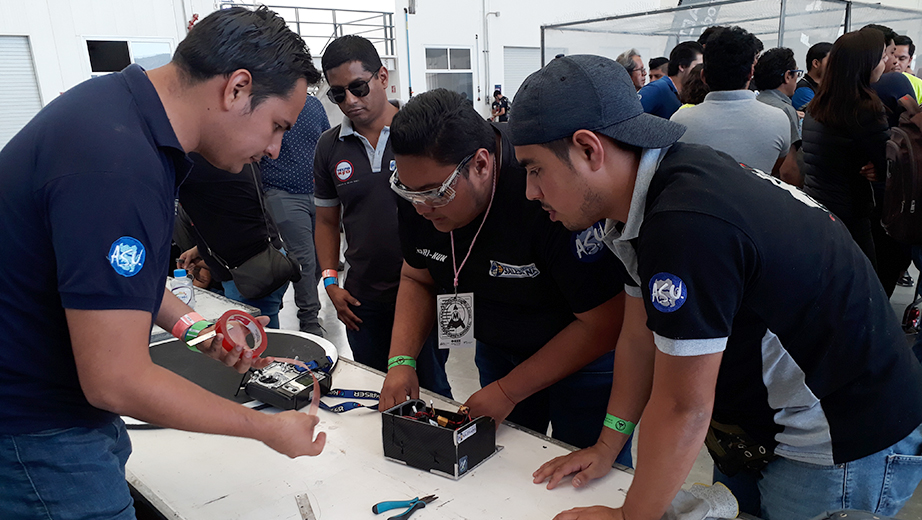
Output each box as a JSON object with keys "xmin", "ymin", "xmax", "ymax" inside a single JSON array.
[{"xmin": 278, "ymin": 268, "xmax": 922, "ymax": 519}]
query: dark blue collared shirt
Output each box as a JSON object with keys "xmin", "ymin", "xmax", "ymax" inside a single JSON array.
[
  {"xmin": 638, "ymin": 76, "xmax": 681, "ymax": 119},
  {"xmin": 0, "ymin": 64, "xmax": 192, "ymax": 434},
  {"xmin": 260, "ymin": 95, "xmax": 330, "ymax": 194}
]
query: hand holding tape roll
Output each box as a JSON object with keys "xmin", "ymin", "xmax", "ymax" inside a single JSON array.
[
  {"xmin": 216, "ymin": 310, "xmax": 268, "ymax": 357},
  {"xmin": 187, "ymin": 310, "xmax": 272, "ymax": 372}
]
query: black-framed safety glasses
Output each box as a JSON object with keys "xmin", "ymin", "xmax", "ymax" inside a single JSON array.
[
  {"xmin": 326, "ymin": 71, "xmax": 379, "ymax": 104},
  {"xmin": 389, "ymin": 153, "xmax": 475, "ymax": 207}
]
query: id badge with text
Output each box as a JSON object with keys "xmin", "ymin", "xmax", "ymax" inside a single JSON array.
[{"xmin": 436, "ymin": 292, "xmax": 475, "ymax": 349}]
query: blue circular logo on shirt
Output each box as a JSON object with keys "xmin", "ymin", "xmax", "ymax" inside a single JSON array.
[
  {"xmin": 649, "ymin": 272, "xmax": 687, "ymax": 313},
  {"xmin": 108, "ymin": 236, "xmax": 146, "ymax": 277},
  {"xmin": 571, "ymin": 220, "xmax": 607, "ymax": 263}
]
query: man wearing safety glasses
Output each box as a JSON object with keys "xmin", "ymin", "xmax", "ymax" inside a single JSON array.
[
  {"xmin": 313, "ymin": 36, "xmax": 451, "ymax": 397},
  {"xmin": 378, "ymin": 88, "xmax": 633, "ymax": 464}
]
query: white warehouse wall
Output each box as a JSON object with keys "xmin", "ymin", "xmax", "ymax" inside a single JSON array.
[
  {"xmin": 0, "ymin": 0, "xmax": 218, "ymax": 106},
  {"xmin": 2, "ymin": 0, "xmax": 921, "ymax": 117},
  {"xmin": 393, "ymin": 0, "xmax": 663, "ymax": 118}
]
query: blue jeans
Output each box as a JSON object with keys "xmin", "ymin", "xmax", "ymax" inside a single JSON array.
[
  {"xmin": 716, "ymin": 423, "xmax": 922, "ymax": 520},
  {"xmin": 264, "ymin": 189, "xmax": 322, "ymax": 335},
  {"xmin": 221, "ymin": 280, "xmax": 289, "ymax": 329},
  {"xmin": 474, "ymin": 342, "xmax": 633, "ymax": 467},
  {"xmin": 346, "ymin": 298, "xmax": 452, "ymax": 399},
  {"xmin": 0, "ymin": 418, "xmax": 135, "ymax": 520}
]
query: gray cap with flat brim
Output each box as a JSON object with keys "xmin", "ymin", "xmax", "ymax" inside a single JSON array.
[{"xmin": 508, "ymin": 54, "xmax": 686, "ymax": 149}]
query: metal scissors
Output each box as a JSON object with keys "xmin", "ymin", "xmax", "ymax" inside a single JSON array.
[{"xmin": 371, "ymin": 495, "xmax": 437, "ymax": 520}]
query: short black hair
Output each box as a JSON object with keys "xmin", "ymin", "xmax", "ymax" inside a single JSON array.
[
  {"xmin": 540, "ymin": 138, "xmax": 573, "ymax": 168},
  {"xmin": 754, "ymin": 47, "xmax": 796, "ymax": 90},
  {"xmin": 895, "ymin": 34, "xmax": 916, "ymax": 56},
  {"xmin": 649, "ymin": 56, "xmax": 669, "ymax": 70},
  {"xmin": 698, "ymin": 26, "xmax": 725, "ymax": 46},
  {"xmin": 668, "ymin": 41, "xmax": 704, "ymax": 77},
  {"xmin": 862, "ymin": 24, "xmax": 897, "ymax": 46},
  {"xmin": 703, "ymin": 26, "xmax": 762, "ymax": 91},
  {"xmin": 493, "ymin": 89, "xmax": 502, "ymax": 98},
  {"xmin": 805, "ymin": 42, "xmax": 833, "ymax": 72},
  {"xmin": 321, "ymin": 35, "xmax": 384, "ymax": 77},
  {"xmin": 172, "ymin": 7, "xmax": 320, "ymax": 110},
  {"xmin": 391, "ymin": 89, "xmax": 495, "ymax": 167}
]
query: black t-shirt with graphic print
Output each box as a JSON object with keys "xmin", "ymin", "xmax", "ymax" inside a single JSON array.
[
  {"xmin": 398, "ymin": 126, "xmax": 625, "ymax": 358},
  {"xmin": 624, "ymin": 142, "xmax": 922, "ymax": 465}
]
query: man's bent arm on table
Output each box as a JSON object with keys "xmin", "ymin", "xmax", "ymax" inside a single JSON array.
[
  {"xmin": 534, "ymin": 295, "xmax": 721, "ymax": 520},
  {"xmin": 378, "ymin": 261, "xmax": 439, "ymax": 409},
  {"xmin": 533, "ymin": 295, "xmax": 654, "ymax": 488},
  {"xmin": 379, "ymin": 262, "xmax": 626, "ymax": 427},
  {"xmin": 550, "ymin": 345, "xmax": 721, "ymax": 520},
  {"xmin": 69, "ymin": 288, "xmax": 325, "ymax": 458}
]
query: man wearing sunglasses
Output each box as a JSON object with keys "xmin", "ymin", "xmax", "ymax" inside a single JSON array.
[
  {"xmin": 378, "ymin": 88, "xmax": 633, "ymax": 465},
  {"xmin": 313, "ymin": 36, "xmax": 451, "ymax": 397}
]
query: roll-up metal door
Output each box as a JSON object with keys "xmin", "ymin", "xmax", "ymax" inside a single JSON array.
[
  {"xmin": 502, "ymin": 46, "xmax": 541, "ymax": 102},
  {"xmin": 0, "ymin": 36, "xmax": 42, "ymax": 148}
]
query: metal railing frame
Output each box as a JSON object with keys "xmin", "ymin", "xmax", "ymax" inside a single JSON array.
[
  {"xmin": 539, "ymin": 0, "xmax": 922, "ymax": 65},
  {"xmin": 219, "ymin": 3, "xmax": 395, "ymax": 56}
]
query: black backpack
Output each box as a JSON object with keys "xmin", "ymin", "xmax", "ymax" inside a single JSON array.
[{"xmin": 883, "ymin": 111, "xmax": 922, "ymax": 244}]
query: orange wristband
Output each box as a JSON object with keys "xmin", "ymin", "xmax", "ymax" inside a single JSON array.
[{"xmin": 171, "ymin": 311, "xmax": 205, "ymax": 339}]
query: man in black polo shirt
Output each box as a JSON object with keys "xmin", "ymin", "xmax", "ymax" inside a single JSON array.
[
  {"xmin": 378, "ymin": 89, "xmax": 632, "ymax": 464},
  {"xmin": 314, "ymin": 35, "xmax": 450, "ymax": 397},
  {"xmin": 512, "ymin": 55, "xmax": 922, "ymax": 520},
  {"xmin": 0, "ymin": 8, "xmax": 326, "ymax": 518},
  {"xmin": 491, "ymin": 90, "xmax": 510, "ymax": 122}
]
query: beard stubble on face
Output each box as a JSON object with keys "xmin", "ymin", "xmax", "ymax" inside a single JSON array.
[{"xmin": 544, "ymin": 170, "xmax": 606, "ymax": 232}]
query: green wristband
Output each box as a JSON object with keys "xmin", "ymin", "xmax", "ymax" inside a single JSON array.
[
  {"xmin": 184, "ymin": 320, "xmax": 214, "ymax": 352},
  {"xmin": 603, "ymin": 414, "xmax": 636, "ymax": 436},
  {"xmin": 387, "ymin": 355, "xmax": 417, "ymax": 370}
]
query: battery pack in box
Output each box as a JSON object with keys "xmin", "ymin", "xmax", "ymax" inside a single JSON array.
[{"xmin": 382, "ymin": 398, "xmax": 500, "ymax": 479}]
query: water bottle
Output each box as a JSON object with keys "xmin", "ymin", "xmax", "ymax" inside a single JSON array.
[{"xmin": 171, "ymin": 269, "xmax": 196, "ymax": 308}]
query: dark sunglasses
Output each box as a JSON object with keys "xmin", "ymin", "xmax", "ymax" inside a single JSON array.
[{"xmin": 326, "ymin": 71, "xmax": 379, "ymax": 104}]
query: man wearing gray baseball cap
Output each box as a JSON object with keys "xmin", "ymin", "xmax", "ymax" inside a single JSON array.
[{"xmin": 512, "ymin": 54, "xmax": 922, "ymax": 520}]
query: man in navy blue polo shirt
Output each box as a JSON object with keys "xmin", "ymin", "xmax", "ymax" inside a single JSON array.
[
  {"xmin": 0, "ymin": 7, "xmax": 327, "ymax": 518},
  {"xmin": 512, "ymin": 55, "xmax": 922, "ymax": 520},
  {"xmin": 638, "ymin": 41, "xmax": 703, "ymax": 119}
]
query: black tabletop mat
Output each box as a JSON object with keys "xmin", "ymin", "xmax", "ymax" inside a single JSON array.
[{"xmin": 150, "ymin": 331, "xmax": 331, "ymax": 403}]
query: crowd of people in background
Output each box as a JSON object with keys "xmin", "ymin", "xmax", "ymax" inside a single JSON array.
[{"xmin": 619, "ymin": 23, "xmax": 922, "ymax": 333}]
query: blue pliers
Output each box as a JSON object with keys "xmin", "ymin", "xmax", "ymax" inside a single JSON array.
[{"xmin": 371, "ymin": 495, "xmax": 437, "ymax": 520}]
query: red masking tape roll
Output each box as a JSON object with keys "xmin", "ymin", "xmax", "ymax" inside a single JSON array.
[{"xmin": 216, "ymin": 310, "xmax": 267, "ymax": 358}]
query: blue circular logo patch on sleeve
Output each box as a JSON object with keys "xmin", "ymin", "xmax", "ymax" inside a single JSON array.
[
  {"xmin": 649, "ymin": 272, "xmax": 687, "ymax": 312},
  {"xmin": 571, "ymin": 220, "xmax": 607, "ymax": 263},
  {"xmin": 108, "ymin": 236, "xmax": 146, "ymax": 277}
]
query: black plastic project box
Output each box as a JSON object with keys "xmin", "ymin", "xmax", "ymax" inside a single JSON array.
[{"xmin": 382, "ymin": 399, "xmax": 499, "ymax": 479}]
